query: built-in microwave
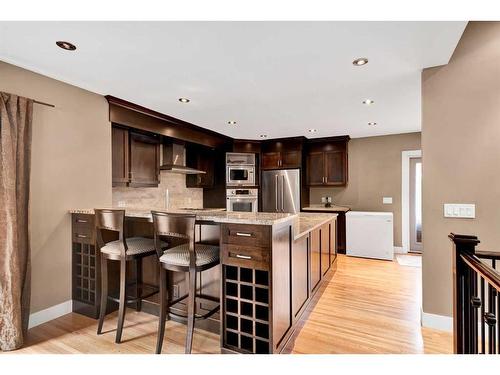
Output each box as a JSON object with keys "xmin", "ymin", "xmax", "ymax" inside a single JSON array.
[{"xmin": 226, "ymin": 165, "xmax": 255, "ymax": 186}]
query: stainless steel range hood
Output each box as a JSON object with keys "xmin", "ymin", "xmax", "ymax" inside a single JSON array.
[{"xmin": 160, "ymin": 142, "xmax": 206, "ymax": 174}]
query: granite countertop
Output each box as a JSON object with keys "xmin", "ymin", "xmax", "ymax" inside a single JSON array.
[
  {"xmin": 69, "ymin": 207, "xmax": 296, "ymax": 226},
  {"xmin": 302, "ymin": 204, "xmax": 350, "ymax": 212},
  {"xmin": 292, "ymin": 212, "xmax": 338, "ymax": 241}
]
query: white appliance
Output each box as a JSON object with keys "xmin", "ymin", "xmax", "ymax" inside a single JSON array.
[
  {"xmin": 226, "ymin": 153, "xmax": 256, "ymax": 186},
  {"xmin": 226, "ymin": 188, "xmax": 258, "ymax": 212},
  {"xmin": 346, "ymin": 211, "xmax": 394, "ymax": 261}
]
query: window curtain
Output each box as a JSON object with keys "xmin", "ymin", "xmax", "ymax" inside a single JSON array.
[{"xmin": 0, "ymin": 92, "xmax": 33, "ymax": 351}]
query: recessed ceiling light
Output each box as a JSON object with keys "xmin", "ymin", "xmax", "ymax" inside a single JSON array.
[
  {"xmin": 260, "ymin": 134, "xmax": 268, "ymax": 138},
  {"xmin": 362, "ymin": 99, "xmax": 374, "ymax": 105},
  {"xmin": 56, "ymin": 41, "xmax": 76, "ymax": 51},
  {"xmin": 178, "ymin": 98, "xmax": 190, "ymax": 103},
  {"xmin": 308, "ymin": 129, "xmax": 317, "ymax": 133},
  {"xmin": 368, "ymin": 122, "xmax": 377, "ymax": 126},
  {"xmin": 353, "ymin": 57, "xmax": 368, "ymax": 66},
  {"xmin": 227, "ymin": 121, "xmax": 237, "ymax": 125}
]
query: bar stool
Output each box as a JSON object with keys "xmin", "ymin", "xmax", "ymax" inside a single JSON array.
[
  {"xmin": 95, "ymin": 209, "xmax": 165, "ymax": 343},
  {"xmin": 152, "ymin": 211, "xmax": 220, "ymax": 354}
]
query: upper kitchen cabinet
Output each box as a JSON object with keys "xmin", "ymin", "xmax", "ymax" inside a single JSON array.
[
  {"xmin": 112, "ymin": 125, "xmax": 160, "ymax": 187},
  {"xmin": 306, "ymin": 136, "xmax": 350, "ymax": 186},
  {"xmin": 261, "ymin": 138, "xmax": 304, "ymax": 170},
  {"xmin": 185, "ymin": 144, "xmax": 216, "ymax": 188}
]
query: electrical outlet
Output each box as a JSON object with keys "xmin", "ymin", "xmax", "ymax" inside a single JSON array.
[
  {"xmin": 383, "ymin": 197, "xmax": 393, "ymax": 204},
  {"xmin": 117, "ymin": 200, "xmax": 126, "ymax": 207},
  {"xmin": 173, "ymin": 284, "xmax": 179, "ymax": 299}
]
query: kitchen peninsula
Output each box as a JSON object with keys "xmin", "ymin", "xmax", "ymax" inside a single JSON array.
[{"xmin": 69, "ymin": 208, "xmax": 337, "ymax": 353}]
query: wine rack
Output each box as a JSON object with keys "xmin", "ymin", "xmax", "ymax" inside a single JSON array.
[
  {"xmin": 73, "ymin": 242, "xmax": 97, "ymax": 305},
  {"xmin": 223, "ymin": 265, "xmax": 270, "ymax": 354}
]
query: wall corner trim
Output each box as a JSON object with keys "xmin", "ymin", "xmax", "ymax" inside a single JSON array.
[
  {"xmin": 28, "ymin": 300, "xmax": 73, "ymax": 329},
  {"xmin": 421, "ymin": 309, "xmax": 453, "ymax": 332}
]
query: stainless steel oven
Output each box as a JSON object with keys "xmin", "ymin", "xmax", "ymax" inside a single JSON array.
[{"xmin": 226, "ymin": 188, "xmax": 258, "ymax": 212}]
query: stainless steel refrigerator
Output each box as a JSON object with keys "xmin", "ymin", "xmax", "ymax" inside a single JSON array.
[{"xmin": 261, "ymin": 169, "xmax": 300, "ymax": 213}]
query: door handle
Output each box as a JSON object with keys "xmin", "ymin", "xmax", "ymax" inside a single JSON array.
[
  {"xmin": 281, "ymin": 175, "xmax": 285, "ymax": 212},
  {"xmin": 236, "ymin": 232, "xmax": 252, "ymax": 237},
  {"xmin": 235, "ymin": 254, "xmax": 252, "ymax": 260},
  {"xmin": 275, "ymin": 175, "xmax": 279, "ymax": 212}
]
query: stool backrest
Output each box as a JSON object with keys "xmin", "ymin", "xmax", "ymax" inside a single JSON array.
[
  {"xmin": 151, "ymin": 211, "xmax": 196, "ymax": 262},
  {"xmin": 95, "ymin": 209, "xmax": 127, "ymax": 254}
]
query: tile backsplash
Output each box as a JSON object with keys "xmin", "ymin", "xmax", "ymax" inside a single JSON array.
[{"xmin": 112, "ymin": 171, "xmax": 203, "ymax": 209}]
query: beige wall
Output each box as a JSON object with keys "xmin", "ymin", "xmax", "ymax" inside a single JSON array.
[
  {"xmin": 310, "ymin": 132, "xmax": 422, "ymax": 247},
  {"xmin": 0, "ymin": 61, "xmax": 112, "ymax": 313},
  {"xmin": 422, "ymin": 22, "xmax": 500, "ymax": 317}
]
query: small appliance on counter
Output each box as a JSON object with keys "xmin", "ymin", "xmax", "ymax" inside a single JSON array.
[
  {"xmin": 321, "ymin": 196, "xmax": 333, "ymax": 208},
  {"xmin": 346, "ymin": 211, "xmax": 394, "ymax": 261},
  {"xmin": 226, "ymin": 188, "xmax": 258, "ymax": 212},
  {"xmin": 226, "ymin": 152, "xmax": 256, "ymax": 186}
]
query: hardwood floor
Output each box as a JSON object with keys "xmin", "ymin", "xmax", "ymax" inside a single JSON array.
[
  {"xmin": 284, "ymin": 255, "xmax": 452, "ymax": 354},
  {"xmin": 10, "ymin": 255, "xmax": 451, "ymax": 354}
]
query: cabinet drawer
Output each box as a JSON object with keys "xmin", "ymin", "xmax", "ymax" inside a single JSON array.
[
  {"xmin": 72, "ymin": 214, "xmax": 94, "ymax": 228},
  {"xmin": 72, "ymin": 225, "xmax": 95, "ymax": 244},
  {"xmin": 222, "ymin": 224, "xmax": 270, "ymax": 247},
  {"xmin": 222, "ymin": 244, "xmax": 269, "ymax": 271}
]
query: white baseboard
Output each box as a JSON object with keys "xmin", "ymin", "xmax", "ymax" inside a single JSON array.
[
  {"xmin": 28, "ymin": 300, "xmax": 72, "ymax": 329},
  {"xmin": 394, "ymin": 246, "xmax": 407, "ymax": 254},
  {"xmin": 421, "ymin": 309, "xmax": 453, "ymax": 332}
]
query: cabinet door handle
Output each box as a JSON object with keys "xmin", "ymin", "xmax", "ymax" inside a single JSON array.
[
  {"xmin": 235, "ymin": 232, "xmax": 252, "ymax": 237},
  {"xmin": 76, "ymin": 219, "xmax": 88, "ymax": 223},
  {"xmin": 235, "ymin": 254, "xmax": 252, "ymax": 260},
  {"xmin": 76, "ymin": 234, "xmax": 88, "ymax": 238}
]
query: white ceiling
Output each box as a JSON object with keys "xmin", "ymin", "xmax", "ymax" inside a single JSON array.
[{"xmin": 0, "ymin": 21, "xmax": 466, "ymax": 139}]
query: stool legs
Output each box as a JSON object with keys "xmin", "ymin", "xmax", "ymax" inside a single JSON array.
[
  {"xmin": 156, "ymin": 267, "xmax": 168, "ymax": 354},
  {"xmin": 97, "ymin": 256, "xmax": 108, "ymax": 335},
  {"xmin": 136, "ymin": 258, "xmax": 143, "ymax": 312},
  {"xmin": 185, "ymin": 268, "xmax": 197, "ymax": 354},
  {"xmin": 115, "ymin": 259, "xmax": 127, "ymax": 343}
]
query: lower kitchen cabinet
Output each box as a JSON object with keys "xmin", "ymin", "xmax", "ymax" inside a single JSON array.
[
  {"xmin": 292, "ymin": 234, "xmax": 309, "ymax": 318},
  {"xmin": 310, "ymin": 227, "xmax": 321, "ymax": 293},
  {"xmin": 321, "ymin": 223, "xmax": 330, "ymax": 276}
]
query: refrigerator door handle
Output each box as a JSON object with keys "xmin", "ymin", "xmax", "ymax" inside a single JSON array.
[
  {"xmin": 281, "ymin": 175, "xmax": 285, "ymax": 212},
  {"xmin": 275, "ymin": 174, "xmax": 279, "ymax": 212}
]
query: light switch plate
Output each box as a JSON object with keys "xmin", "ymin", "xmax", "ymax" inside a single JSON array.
[
  {"xmin": 444, "ymin": 203, "xmax": 475, "ymax": 218},
  {"xmin": 117, "ymin": 200, "xmax": 126, "ymax": 207},
  {"xmin": 383, "ymin": 197, "xmax": 393, "ymax": 204}
]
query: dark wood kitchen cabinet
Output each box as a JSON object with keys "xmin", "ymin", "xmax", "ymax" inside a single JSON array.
[
  {"xmin": 112, "ymin": 126, "xmax": 130, "ymax": 185},
  {"xmin": 309, "ymin": 227, "xmax": 321, "ymax": 293},
  {"xmin": 306, "ymin": 136, "xmax": 349, "ymax": 186},
  {"xmin": 112, "ymin": 125, "xmax": 160, "ymax": 187},
  {"xmin": 261, "ymin": 138, "xmax": 304, "ymax": 170},
  {"xmin": 320, "ymin": 223, "xmax": 331, "ymax": 276},
  {"xmin": 186, "ymin": 144, "xmax": 215, "ymax": 188},
  {"xmin": 292, "ymin": 234, "xmax": 309, "ymax": 319}
]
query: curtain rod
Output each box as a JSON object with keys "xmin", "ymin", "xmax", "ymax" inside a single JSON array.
[
  {"xmin": 34, "ymin": 100, "xmax": 55, "ymax": 108},
  {"xmin": 1, "ymin": 91, "xmax": 56, "ymax": 108}
]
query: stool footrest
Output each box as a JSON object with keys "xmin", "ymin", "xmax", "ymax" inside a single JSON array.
[{"xmin": 168, "ymin": 304, "xmax": 220, "ymax": 321}]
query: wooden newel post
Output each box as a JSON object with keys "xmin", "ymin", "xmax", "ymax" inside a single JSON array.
[{"xmin": 449, "ymin": 233, "xmax": 480, "ymax": 354}]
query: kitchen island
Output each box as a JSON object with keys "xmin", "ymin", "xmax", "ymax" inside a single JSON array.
[{"xmin": 69, "ymin": 208, "xmax": 337, "ymax": 353}]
